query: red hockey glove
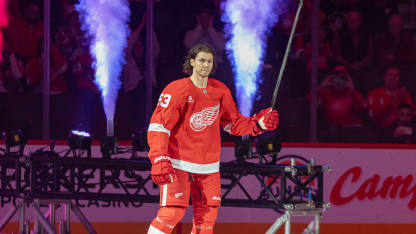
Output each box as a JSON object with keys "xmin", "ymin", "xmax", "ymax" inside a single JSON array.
[
  {"xmin": 150, "ymin": 156, "xmax": 176, "ymax": 185},
  {"xmin": 252, "ymin": 107, "xmax": 279, "ymax": 132}
]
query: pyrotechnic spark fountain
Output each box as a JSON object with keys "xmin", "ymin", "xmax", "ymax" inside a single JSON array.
[
  {"xmin": 76, "ymin": 0, "xmax": 130, "ymax": 136},
  {"xmin": 222, "ymin": 0, "xmax": 284, "ymax": 115}
]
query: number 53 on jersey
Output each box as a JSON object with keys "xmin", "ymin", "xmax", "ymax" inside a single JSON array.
[{"xmin": 158, "ymin": 93, "xmax": 172, "ymax": 108}]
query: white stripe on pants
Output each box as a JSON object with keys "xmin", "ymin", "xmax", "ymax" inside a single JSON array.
[{"xmin": 147, "ymin": 225, "xmax": 166, "ymax": 234}]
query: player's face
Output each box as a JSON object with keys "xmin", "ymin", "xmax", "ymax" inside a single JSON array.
[{"xmin": 191, "ymin": 51, "xmax": 214, "ymax": 78}]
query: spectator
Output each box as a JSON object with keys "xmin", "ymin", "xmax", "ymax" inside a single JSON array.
[
  {"xmin": 367, "ymin": 66, "xmax": 414, "ymax": 129},
  {"xmin": 0, "ymin": 37, "xmax": 39, "ymax": 137},
  {"xmin": 6, "ymin": 2, "xmax": 43, "ymax": 61},
  {"xmin": 122, "ymin": 13, "xmax": 160, "ymax": 133},
  {"xmin": 321, "ymin": 0, "xmax": 348, "ymax": 32},
  {"xmin": 0, "ymin": 42, "xmax": 10, "ymax": 132},
  {"xmin": 183, "ymin": 5, "xmax": 234, "ymax": 96},
  {"xmin": 273, "ymin": 0, "xmax": 312, "ymax": 36},
  {"xmin": 322, "ymin": 0, "xmax": 366, "ymax": 32},
  {"xmin": 316, "ymin": 66, "xmax": 367, "ymax": 142},
  {"xmin": 6, "ymin": 0, "xmax": 21, "ymax": 18},
  {"xmin": 375, "ymin": 14, "xmax": 416, "ymax": 69},
  {"xmin": 54, "ymin": 24, "xmax": 88, "ymax": 93},
  {"xmin": 295, "ymin": 23, "xmax": 333, "ymax": 79},
  {"xmin": 333, "ymin": 10, "xmax": 373, "ymax": 93},
  {"xmin": 66, "ymin": 11, "xmax": 89, "ymax": 50},
  {"xmin": 60, "ymin": 0, "xmax": 77, "ymax": 19},
  {"xmin": 183, "ymin": 7, "xmax": 225, "ymax": 65},
  {"xmin": 0, "ymin": 40, "xmax": 25, "ymax": 93},
  {"xmin": 54, "ymin": 24, "xmax": 86, "ymax": 63},
  {"xmin": 71, "ymin": 53, "xmax": 94, "ymax": 92},
  {"xmin": 25, "ymin": 42, "xmax": 69, "ymax": 138},
  {"xmin": 25, "ymin": 44, "xmax": 68, "ymax": 95},
  {"xmin": 364, "ymin": 0, "xmax": 398, "ymax": 36},
  {"xmin": 382, "ymin": 103, "xmax": 416, "ymax": 144}
]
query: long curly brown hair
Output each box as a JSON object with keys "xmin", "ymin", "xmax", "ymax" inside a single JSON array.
[{"xmin": 183, "ymin": 44, "xmax": 217, "ymax": 75}]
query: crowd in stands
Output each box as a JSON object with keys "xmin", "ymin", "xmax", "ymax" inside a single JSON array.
[{"xmin": 0, "ymin": 0, "xmax": 415, "ymax": 144}]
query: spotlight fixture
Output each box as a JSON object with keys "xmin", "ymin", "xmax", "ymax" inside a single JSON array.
[
  {"xmin": 131, "ymin": 132, "xmax": 148, "ymax": 152},
  {"xmin": 100, "ymin": 136, "xmax": 117, "ymax": 159},
  {"xmin": 70, "ymin": 130, "xmax": 90, "ymax": 138},
  {"xmin": 2, "ymin": 129, "xmax": 27, "ymax": 154},
  {"xmin": 256, "ymin": 135, "xmax": 282, "ymax": 156},
  {"xmin": 4, "ymin": 129, "xmax": 26, "ymax": 148},
  {"xmin": 233, "ymin": 134, "xmax": 282, "ymax": 163},
  {"xmin": 234, "ymin": 135, "xmax": 252, "ymax": 162},
  {"xmin": 67, "ymin": 130, "xmax": 91, "ymax": 158},
  {"xmin": 131, "ymin": 132, "xmax": 149, "ymax": 159}
]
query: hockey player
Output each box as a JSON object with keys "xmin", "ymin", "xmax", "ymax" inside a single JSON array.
[{"xmin": 147, "ymin": 44, "xmax": 279, "ymax": 234}]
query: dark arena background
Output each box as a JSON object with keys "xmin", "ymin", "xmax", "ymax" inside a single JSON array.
[{"xmin": 1, "ymin": 0, "xmax": 416, "ymax": 233}]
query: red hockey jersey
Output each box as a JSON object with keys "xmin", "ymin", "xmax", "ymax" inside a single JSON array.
[
  {"xmin": 367, "ymin": 87, "xmax": 414, "ymax": 128},
  {"xmin": 148, "ymin": 78, "xmax": 260, "ymax": 174}
]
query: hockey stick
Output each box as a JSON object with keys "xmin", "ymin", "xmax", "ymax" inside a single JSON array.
[{"xmin": 270, "ymin": 0, "xmax": 304, "ymax": 109}]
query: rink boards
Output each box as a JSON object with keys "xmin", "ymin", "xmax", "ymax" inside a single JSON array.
[{"xmin": 1, "ymin": 142, "xmax": 416, "ymax": 233}]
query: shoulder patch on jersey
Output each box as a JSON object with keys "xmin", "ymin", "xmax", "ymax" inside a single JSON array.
[{"xmin": 190, "ymin": 104, "xmax": 220, "ymax": 131}]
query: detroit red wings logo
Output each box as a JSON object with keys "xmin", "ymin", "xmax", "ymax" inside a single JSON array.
[{"xmin": 190, "ymin": 104, "xmax": 220, "ymax": 131}]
